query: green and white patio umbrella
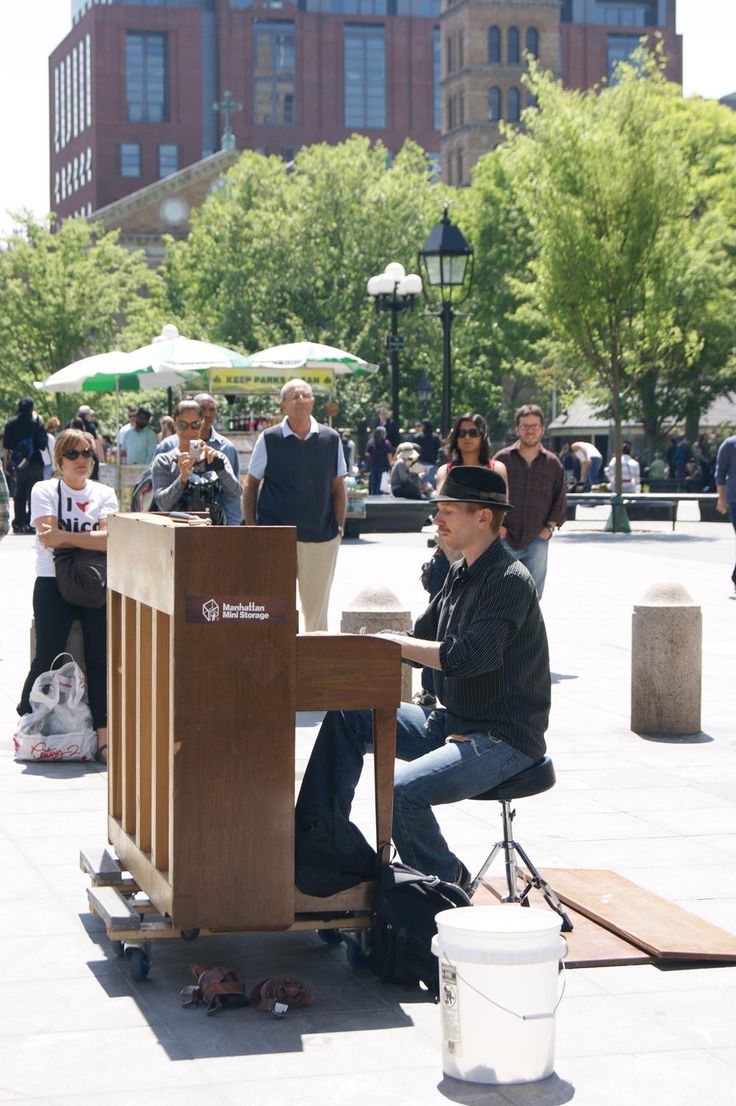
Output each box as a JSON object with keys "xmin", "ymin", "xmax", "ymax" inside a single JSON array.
[{"xmin": 211, "ymin": 339, "xmax": 378, "ymax": 395}]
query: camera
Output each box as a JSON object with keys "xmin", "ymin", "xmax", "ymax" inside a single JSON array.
[{"xmin": 189, "ymin": 439, "xmax": 205, "ymax": 463}]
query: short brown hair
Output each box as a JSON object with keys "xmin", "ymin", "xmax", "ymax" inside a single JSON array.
[
  {"xmin": 515, "ymin": 404, "xmax": 545, "ymax": 427},
  {"xmin": 174, "ymin": 399, "xmax": 203, "ymax": 419},
  {"xmin": 53, "ymin": 429, "xmax": 96, "ymax": 473}
]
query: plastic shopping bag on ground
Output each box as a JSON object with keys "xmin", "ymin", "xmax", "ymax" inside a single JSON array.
[{"xmin": 13, "ymin": 653, "xmax": 98, "ymax": 762}]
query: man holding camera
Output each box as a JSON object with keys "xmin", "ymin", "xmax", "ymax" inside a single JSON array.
[
  {"xmin": 155, "ymin": 392, "xmax": 243, "ymax": 525},
  {"xmin": 151, "ymin": 400, "xmax": 240, "ymax": 523}
]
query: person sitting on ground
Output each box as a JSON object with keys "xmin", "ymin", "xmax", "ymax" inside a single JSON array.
[
  {"xmin": 295, "ymin": 466, "xmax": 550, "ymax": 888},
  {"xmin": 17, "ymin": 428, "xmax": 118, "ymax": 763},
  {"xmin": 390, "ymin": 442, "xmax": 432, "ymax": 500},
  {"xmin": 605, "ymin": 441, "xmax": 641, "ymax": 493},
  {"xmin": 150, "ymin": 400, "xmax": 240, "ymax": 525}
]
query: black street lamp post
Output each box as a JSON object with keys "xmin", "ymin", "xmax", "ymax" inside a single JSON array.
[
  {"xmin": 367, "ymin": 263, "xmax": 422, "ymax": 430},
  {"xmin": 417, "ymin": 205, "xmax": 474, "ymax": 437}
]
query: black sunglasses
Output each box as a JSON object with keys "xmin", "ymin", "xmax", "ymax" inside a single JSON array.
[
  {"xmin": 63, "ymin": 448, "xmax": 94, "ymax": 460},
  {"xmin": 176, "ymin": 419, "xmax": 203, "ymax": 430},
  {"xmin": 456, "ymin": 428, "xmax": 481, "ymax": 439}
]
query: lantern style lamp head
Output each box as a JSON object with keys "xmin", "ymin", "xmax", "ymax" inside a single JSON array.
[
  {"xmin": 416, "ymin": 379, "xmax": 432, "ymax": 406},
  {"xmin": 418, "ymin": 204, "xmax": 474, "ymax": 305}
]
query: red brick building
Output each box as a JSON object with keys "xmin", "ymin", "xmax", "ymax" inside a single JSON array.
[
  {"xmin": 50, "ymin": 0, "xmax": 442, "ymax": 221},
  {"xmin": 49, "ymin": 0, "xmax": 682, "ymax": 217}
]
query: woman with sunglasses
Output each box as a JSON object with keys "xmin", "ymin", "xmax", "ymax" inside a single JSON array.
[
  {"xmin": 150, "ymin": 399, "xmax": 240, "ymax": 520},
  {"xmin": 17, "ymin": 429, "xmax": 119, "ymax": 763},
  {"xmin": 416, "ymin": 413, "xmax": 507, "ymax": 706}
]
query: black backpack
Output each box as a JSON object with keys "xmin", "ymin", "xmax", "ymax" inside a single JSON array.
[{"xmin": 368, "ymin": 862, "xmax": 470, "ymax": 998}]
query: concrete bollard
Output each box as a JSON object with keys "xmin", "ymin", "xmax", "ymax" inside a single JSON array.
[
  {"xmin": 341, "ymin": 586, "xmax": 413, "ymax": 702},
  {"xmin": 631, "ymin": 583, "xmax": 701, "ymax": 736}
]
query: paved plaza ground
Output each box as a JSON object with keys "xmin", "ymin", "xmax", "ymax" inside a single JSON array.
[{"xmin": 1, "ymin": 506, "xmax": 735, "ymax": 1105}]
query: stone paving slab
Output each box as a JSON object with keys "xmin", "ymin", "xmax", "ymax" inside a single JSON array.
[{"xmin": 0, "ymin": 517, "xmax": 735, "ymax": 1103}]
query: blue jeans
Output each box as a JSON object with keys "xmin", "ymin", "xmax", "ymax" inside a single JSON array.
[
  {"xmin": 503, "ymin": 537, "xmax": 549, "ymax": 598},
  {"xmin": 369, "ymin": 470, "xmax": 385, "ymax": 495},
  {"xmin": 730, "ymin": 501, "xmax": 736, "ymax": 586},
  {"xmin": 296, "ymin": 704, "xmax": 535, "ymax": 881}
]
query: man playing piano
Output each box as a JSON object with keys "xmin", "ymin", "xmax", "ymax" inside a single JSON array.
[{"xmin": 296, "ymin": 466, "xmax": 551, "ymax": 888}]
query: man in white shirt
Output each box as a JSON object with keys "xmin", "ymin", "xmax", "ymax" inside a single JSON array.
[{"xmin": 570, "ymin": 440, "xmax": 603, "ymax": 487}]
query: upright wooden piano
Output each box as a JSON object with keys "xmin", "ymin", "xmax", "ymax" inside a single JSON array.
[{"xmin": 103, "ymin": 513, "xmax": 400, "ymax": 933}]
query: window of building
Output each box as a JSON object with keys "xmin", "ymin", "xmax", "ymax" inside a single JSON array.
[
  {"xmin": 594, "ymin": 3, "xmax": 655, "ymax": 27},
  {"xmin": 447, "ymin": 94, "xmax": 454, "ymax": 131},
  {"xmin": 344, "ymin": 25, "xmax": 386, "ymax": 128},
  {"xmin": 488, "ymin": 86, "xmax": 501, "ymax": 122},
  {"xmin": 607, "ymin": 33, "xmax": 641, "ymax": 81},
  {"xmin": 433, "ymin": 26, "xmax": 440, "ymax": 131},
  {"xmin": 457, "ymin": 31, "xmax": 463, "ymax": 69},
  {"xmin": 121, "ymin": 142, "xmax": 141, "ymax": 177},
  {"xmin": 455, "ymin": 146, "xmax": 463, "ymax": 186},
  {"xmin": 526, "ymin": 89, "xmax": 537, "ymax": 109},
  {"xmin": 560, "ymin": 0, "xmax": 572, "ymax": 20},
  {"xmin": 54, "ymin": 67, "xmax": 60, "ymax": 153},
  {"xmin": 507, "ymin": 27, "xmax": 519, "ymax": 64},
  {"xmin": 158, "ymin": 144, "xmax": 179, "ymax": 177},
  {"xmin": 126, "ymin": 32, "xmax": 167, "ymax": 122},
  {"xmin": 507, "ymin": 87, "xmax": 520, "ymax": 123},
  {"xmin": 526, "ymin": 27, "xmax": 539, "ymax": 59},
  {"xmin": 488, "ymin": 25, "xmax": 500, "ymax": 63},
  {"xmin": 446, "ymin": 34, "xmax": 454, "ymax": 75},
  {"xmin": 253, "ymin": 20, "xmax": 295, "ymax": 125},
  {"xmin": 395, "ymin": 0, "xmax": 441, "ymax": 14}
]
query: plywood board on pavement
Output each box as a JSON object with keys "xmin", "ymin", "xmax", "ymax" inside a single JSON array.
[
  {"xmin": 473, "ymin": 880, "xmax": 650, "ymax": 968},
  {"xmin": 540, "ymin": 868, "xmax": 736, "ymax": 961}
]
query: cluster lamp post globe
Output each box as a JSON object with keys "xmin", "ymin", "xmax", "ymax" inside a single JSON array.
[
  {"xmin": 417, "ymin": 205, "xmax": 474, "ymax": 437},
  {"xmin": 367, "ymin": 263, "xmax": 423, "ymax": 429}
]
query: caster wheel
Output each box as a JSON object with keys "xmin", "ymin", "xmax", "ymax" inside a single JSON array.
[
  {"xmin": 317, "ymin": 929, "xmax": 344, "ymax": 948},
  {"xmin": 180, "ymin": 928, "xmax": 200, "ymax": 942},
  {"xmin": 346, "ymin": 941, "xmax": 369, "ymax": 968},
  {"xmin": 112, "ymin": 940, "xmax": 125, "ymax": 959},
  {"xmin": 126, "ymin": 947, "xmax": 151, "ymax": 981}
]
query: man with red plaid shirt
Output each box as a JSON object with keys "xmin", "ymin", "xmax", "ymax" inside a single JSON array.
[{"xmin": 493, "ymin": 405, "xmax": 567, "ymax": 598}]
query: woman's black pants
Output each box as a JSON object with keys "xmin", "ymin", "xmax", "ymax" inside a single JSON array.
[{"xmin": 18, "ymin": 576, "xmax": 108, "ymax": 729}]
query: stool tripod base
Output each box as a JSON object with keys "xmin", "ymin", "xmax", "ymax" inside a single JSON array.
[{"xmin": 468, "ymin": 802, "xmax": 573, "ymax": 933}]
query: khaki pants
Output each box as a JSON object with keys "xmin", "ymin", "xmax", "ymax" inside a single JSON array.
[{"xmin": 296, "ymin": 534, "xmax": 341, "ymax": 632}]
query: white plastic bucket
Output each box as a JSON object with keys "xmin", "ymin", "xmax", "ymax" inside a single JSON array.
[{"xmin": 432, "ymin": 905, "xmax": 566, "ymax": 1085}]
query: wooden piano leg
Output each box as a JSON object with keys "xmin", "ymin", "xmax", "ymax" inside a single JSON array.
[{"xmin": 372, "ymin": 707, "xmax": 397, "ymax": 866}]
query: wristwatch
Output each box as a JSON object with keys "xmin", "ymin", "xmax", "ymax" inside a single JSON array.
[
  {"xmin": 338, "ymin": 525, "xmax": 345, "ymax": 538},
  {"xmin": 546, "ymin": 523, "xmax": 556, "ymax": 536}
]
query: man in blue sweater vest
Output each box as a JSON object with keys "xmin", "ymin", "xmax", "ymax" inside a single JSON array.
[{"xmin": 244, "ymin": 379, "xmax": 347, "ymax": 631}]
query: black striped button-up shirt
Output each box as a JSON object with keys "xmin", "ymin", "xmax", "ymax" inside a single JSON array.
[{"xmin": 413, "ymin": 538, "xmax": 550, "ymax": 761}]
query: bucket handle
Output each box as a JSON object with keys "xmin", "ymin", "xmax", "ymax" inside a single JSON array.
[{"xmin": 441, "ymin": 943, "xmax": 567, "ymax": 1022}]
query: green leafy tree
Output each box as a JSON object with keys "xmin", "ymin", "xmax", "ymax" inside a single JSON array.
[
  {"xmin": 163, "ymin": 138, "xmax": 454, "ymax": 431},
  {"xmin": 0, "ymin": 215, "xmax": 162, "ymax": 426},
  {"xmin": 503, "ymin": 52, "xmax": 736, "ymax": 510}
]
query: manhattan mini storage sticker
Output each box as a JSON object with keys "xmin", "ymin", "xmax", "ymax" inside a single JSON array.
[
  {"xmin": 185, "ymin": 596, "xmax": 289, "ymax": 624},
  {"xmin": 440, "ymin": 964, "xmax": 461, "ymax": 1054}
]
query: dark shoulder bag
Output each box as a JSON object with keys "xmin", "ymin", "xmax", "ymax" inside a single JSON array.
[{"xmin": 53, "ymin": 482, "xmax": 108, "ymax": 609}]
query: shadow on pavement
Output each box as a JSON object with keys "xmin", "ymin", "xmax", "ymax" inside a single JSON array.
[
  {"xmin": 558, "ymin": 532, "xmax": 722, "ymax": 544},
  {"xmin": 635, "ymin": 730, "xmax": 714, "ymax": 744},
  {"xmin": 83, "ymin": 924, "xmax": 421, "ymax": 1059},
  {"xmin": 438, "ymin": 1072, "xmax": 575, "ymax": 1104}
]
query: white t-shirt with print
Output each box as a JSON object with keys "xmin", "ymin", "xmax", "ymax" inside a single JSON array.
[{"xmin": 31, "ymin": 478, "xmax": 119, "ymax": 577}]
